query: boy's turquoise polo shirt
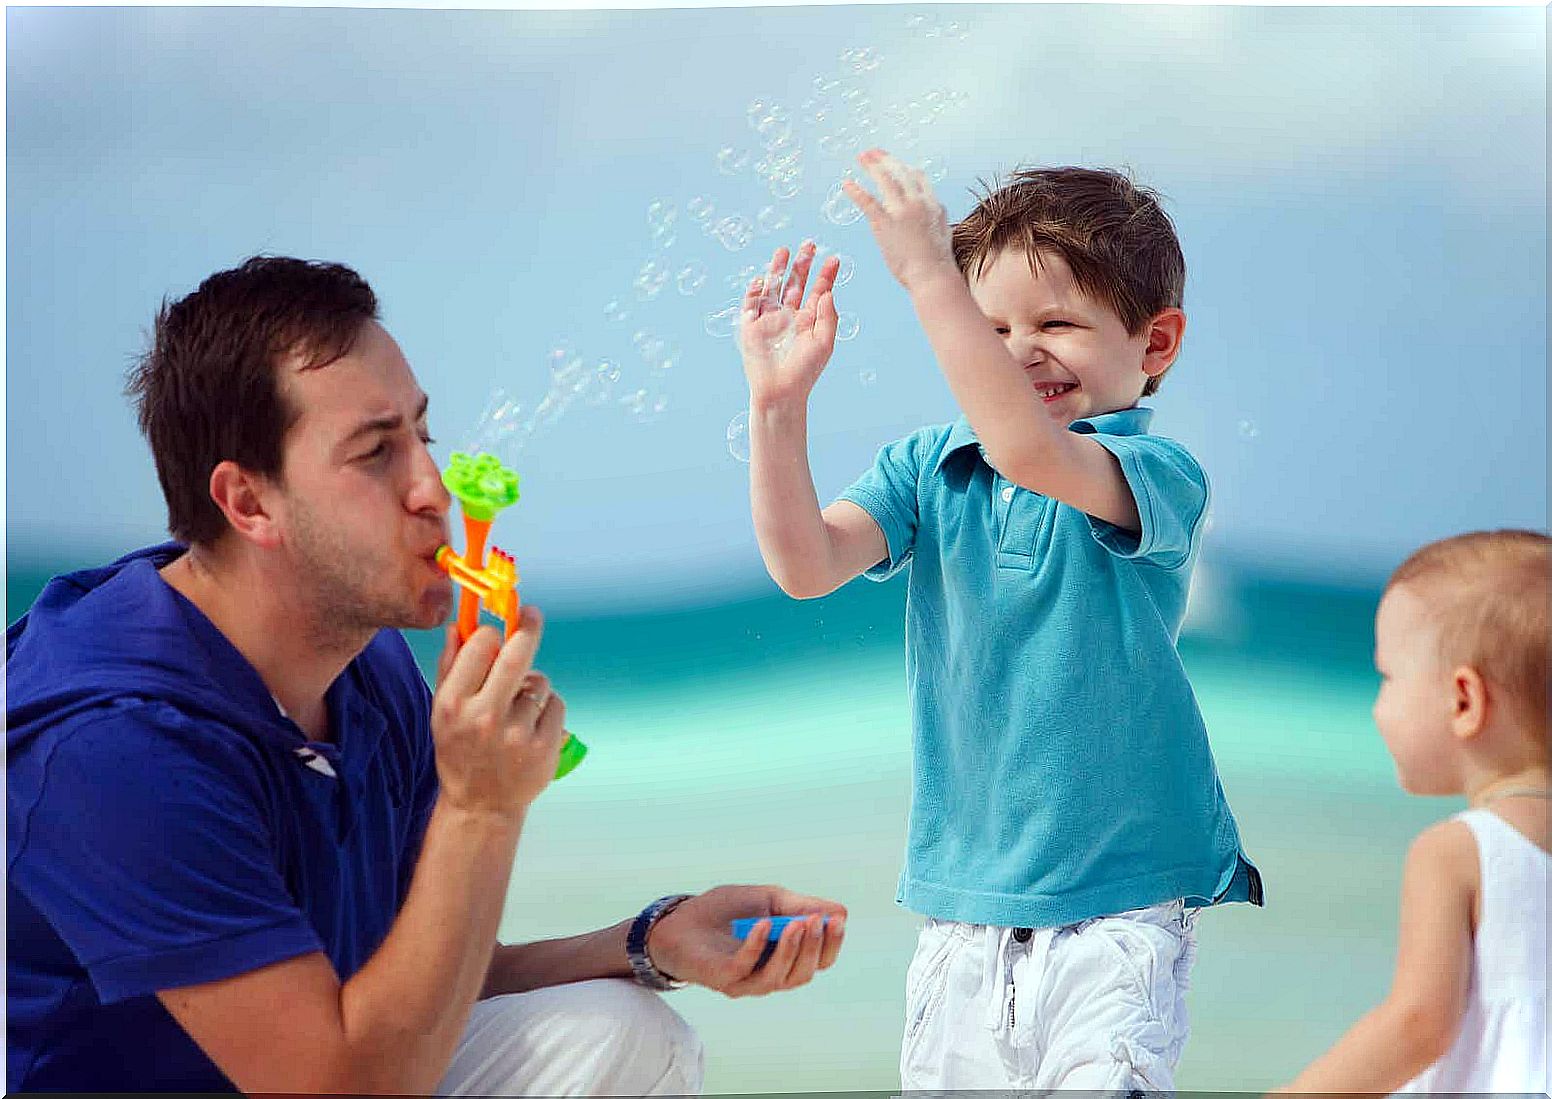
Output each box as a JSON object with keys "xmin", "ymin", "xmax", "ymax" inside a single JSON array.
[{"xmin": 838, "ymin": 407, "xmax": 1261, "ymax": 929}]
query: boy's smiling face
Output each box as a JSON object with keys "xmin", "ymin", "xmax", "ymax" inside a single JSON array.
[{"xmin": 968, "ymin": 247, "xmax": 1178, "ymax": 424}]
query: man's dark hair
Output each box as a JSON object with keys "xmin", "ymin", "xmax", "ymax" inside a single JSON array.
[
  {"xmin": 125, "ymin": 256, "xmax": 379, "ymax": 546},
  {"xmin": 952, "ymin": 167, "xmax": 1186, "ymax": 396}
]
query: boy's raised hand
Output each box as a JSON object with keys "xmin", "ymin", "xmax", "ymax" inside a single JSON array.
[
  {"xmin": 842, "ymin": 148, "xmax": 957, "ymax": 292},
  {"xmin": 738, "ymin": 240, "xmax": 841, "ymax": 406}
]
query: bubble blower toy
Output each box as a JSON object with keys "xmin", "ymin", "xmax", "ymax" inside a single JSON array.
[{"xmin": 436, "ymin": 450, "xmax": 588, "ymax": 780}]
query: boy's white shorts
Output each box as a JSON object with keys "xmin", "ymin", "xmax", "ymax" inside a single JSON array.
[
  {"xmin": 901, "ymin": 900, "xmax": 1198, "ymax": 1091},
  {"xmin": 437, "ymin": 977, "xmax": 704, "ymax": 1096}
]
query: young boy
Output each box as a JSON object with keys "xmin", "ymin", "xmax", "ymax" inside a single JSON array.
[{"xmin": 737, "ymin": 149, "xmax": 1261, "ymax": 1089}]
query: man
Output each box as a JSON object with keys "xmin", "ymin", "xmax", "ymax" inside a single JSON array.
[{"xmin": 7, "ymin": 256, "xmax": 847, "ymax": 1094}]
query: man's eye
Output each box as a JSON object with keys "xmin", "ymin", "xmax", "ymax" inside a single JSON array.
[
  {"xmin": 362, "ymin": 441, "xmax": 389, "ymax": 461},
  {"xmin": 420, "ymin": 434, "xmax": 437, "ymax": 446}
]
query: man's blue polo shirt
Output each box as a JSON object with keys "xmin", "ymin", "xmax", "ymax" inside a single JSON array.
[
  {"xmin": 839, "ymin": 408, "xmax": 1260, "ymax": 929},
  {"xmin": 6, "ymin": 543, "xmax": 439, "ymax": 1091}
]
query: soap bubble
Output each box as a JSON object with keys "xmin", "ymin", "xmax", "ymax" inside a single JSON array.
[
  {"xmin": 586, "ymin": 359, "xmax": 621, "ymax": 405},
  {"xmin": 841, "ymin": 46, "xmax": 880, "ymax": 72},
  {"xmin": 832, "ymin": 253, "xmax": 856, "ymax": 287},
  {"xmin": 603, "ymin": 299, "xmax": 630, "ymax": 324},
  {"xmin": 921, "ymin": 156, "xmax": 948, "ymax": 184},
  {"xmin": 716, "ymin": 146, "xmax": 751, "ymax": 175},
  {"xmin": 547, "ymin": 342, "xmax": 581, "ymax": 375},
  {"xmin": 727, "ymin": 410, "xmax": 751, "ymax": 463},
  {"xmin": 835, "ymin": 312, "xmax": 860, "ymax": 341},
  {"xmin": 746, "ymin": 98, "xmax": 772, "ymax": 123},
  {"xmin": 714, "ymin": 214, "xmax": 755, "ymax": 252},
  {"xmin": 755, "ymin": 113, "xmax": 793, "ymax": 149},
  {"xmin": 651, "ymin": 341, "xmax": 681, "ymax": 371},
  {"xmin": 769, "ymin": 172, "xmax": 802, "ymax": 200},
  {"xmin": 650, "ymin": 222, "xmax": 678, "ymax": 249},
  {"xmin": 635, "ymin": 332, "xmax": 668, "ymax": 366},
  {"xmin": 859, "ymin": 368, "xmax": 877, "ymax": 386},
  {"xmin": 757, "ymin": 205, "xmax": 791, "ymax": 234},
  {"xmin": 822, "ymin": 183, "xmax": 863, "ymax": 226},
  {"xmin": 677, "ymin": 262, "xmax": 707, "ymax": 295},
  {"xmin": 633, "ymin": 258, "xmax": 671, "ymax": 300},
  {"xmin": 1238, "ymin": 419, "xmax": 1260, "ymax": 440},
  {"xmin": 618, "ymin": 387, "xmax": 651, "ymax": 421},
  {"xmin": 647, "ymin": 200, "xmax": 677, "ymax": 227},
  {"xmin": 727, "ymin": 264, "xmax": 762, "ymax": 292},
  {"xmin": 704, "ymin": 301, "xmax": 742, "ymax": 339},
  {"xmin": 687, "ymin": 195, "xmax": 716, "ymax": 223},
  {"xmin": 813, "ymin": 75, "xmax": 841, "ymax": 96}
]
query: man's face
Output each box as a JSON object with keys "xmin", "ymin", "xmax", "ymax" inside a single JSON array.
[
  {"xmin": 968, "ymin": 247, "xmax": 1160, "ymax": 424},
  {"xmin": 272, "ymin": 320, "xmax": 453, "ymax": 634},
  {"xmin": 1371, "ymin": 584, "xmax": 1460, "ymax": 795}
]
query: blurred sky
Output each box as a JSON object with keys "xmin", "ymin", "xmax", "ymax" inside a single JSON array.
[{"xmin": 6, "ymin": 4, "xmax": 1546, "ymax": 612}]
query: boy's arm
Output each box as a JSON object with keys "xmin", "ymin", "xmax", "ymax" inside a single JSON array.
[
  {"xmin": 742, "ymin": 243, "xmax": 888, "ymax": 598},
  {"xmin": 751, "ymin": 399, "xmax": 886, "ymax": 598},
  {"xmin": 843, "ymin": 149, "xmax": 1142, "ymax": 532},
  {"xmin": 1279, "ymin": 821, "xmax": 1477, "ymax": 1093}
]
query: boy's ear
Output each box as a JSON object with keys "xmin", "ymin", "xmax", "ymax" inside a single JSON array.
[
  {"xmin": 1141, "ymin": 308, "xmax": 1186, "ymax": 378},
  {"xmin": 208, "ymin": 460, "xmax": 283, "ymax": 550},
  {"xmin": 1449, "ymin": 664, "xmax": 1489, "ymax": 741}
]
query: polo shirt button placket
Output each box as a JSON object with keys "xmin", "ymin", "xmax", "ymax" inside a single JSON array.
[{"xmin": 1001, "ymin": 486, "xmax": 1015, "ymax": 503}]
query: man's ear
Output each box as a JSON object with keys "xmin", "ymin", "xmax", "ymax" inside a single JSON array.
[
  {"xmin": 1142, "ymin": 308, "xmax": 1186, "ymax": 379},
  {"xmin": 1449, "ymin": 663, "xmax": 1489, "ymax": 741},
  {"xmin": 208, "ymin": 460, "xmax": 282, "ymax": 549}
]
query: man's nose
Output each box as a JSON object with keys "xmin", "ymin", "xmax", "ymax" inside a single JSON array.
[{"xmin": 408, "ymin": 442, "xmax": 452, "ymax": 517}]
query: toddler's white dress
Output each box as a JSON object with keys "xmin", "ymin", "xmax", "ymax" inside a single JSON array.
[{"xmin": 1398, "ymin": 807, "xmax": 1548, "ymax": 1093}]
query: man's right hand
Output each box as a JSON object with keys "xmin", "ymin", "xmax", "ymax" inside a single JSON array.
[
  {"xmin": 739, "ymin": 241, "xmax": 841, "ymax": 408},
  {"xmin": 430, "ymin": 605, "xmax": 566, "ymax": 819}
]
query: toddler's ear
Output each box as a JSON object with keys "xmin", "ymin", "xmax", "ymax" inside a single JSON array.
[
  {"xmin": 1142, "ymin": 309, "xmax": 1186, "ymax": 377},
  {"xmin": 1448, "ymin": 664, "xmax": 1488, "ymax": 740}
]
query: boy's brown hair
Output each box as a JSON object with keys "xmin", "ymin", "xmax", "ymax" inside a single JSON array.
[
  {"xmin": 951, "ymin": 167, "xmax": 1186, "ymax": 397},
  {"xmin": 125, "ymin": 256, "xmax": 379, "ymax": 547},
  {"xmin": 1389, "ymin": 529, "xmax": 1551, "ymax": 732}
]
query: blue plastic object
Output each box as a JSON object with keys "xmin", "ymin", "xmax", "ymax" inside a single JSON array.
[{"xmin": 731, "ymin": 915, "xmax": 829, "ymax": 941}]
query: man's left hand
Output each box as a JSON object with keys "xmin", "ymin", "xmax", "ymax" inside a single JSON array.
[{"xmin": 647, "ymin": 884, "xmax": 847, "ymax": 998}]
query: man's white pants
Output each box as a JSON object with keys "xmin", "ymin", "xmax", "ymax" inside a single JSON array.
[
  {"xmin": 437, "ymin": 978, "xmax": 704, "ymax": 1096},
  {"xmin": 900, "ymin": 900, "xmax": 1198, "ymax": 1092}
]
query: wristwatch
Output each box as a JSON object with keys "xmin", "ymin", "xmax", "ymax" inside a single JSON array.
[{"xmin": 627, "ymin": 893, "xmax": 692, "ymax": 991}]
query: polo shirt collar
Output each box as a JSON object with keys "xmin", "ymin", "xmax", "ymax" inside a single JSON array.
[{"xmin": 934, "ymin": 405, "xmax": 1155, "ymax": 473}]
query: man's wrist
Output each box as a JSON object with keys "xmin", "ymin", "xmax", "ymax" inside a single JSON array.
[{"xmin": 627, "ymin": 894, "xmax": 692, "ymax": 991}]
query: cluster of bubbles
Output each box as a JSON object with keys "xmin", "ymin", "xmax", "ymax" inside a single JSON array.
[{"xmin": 465, "ymin": 12, "xmax": 975, "ymax": 467}]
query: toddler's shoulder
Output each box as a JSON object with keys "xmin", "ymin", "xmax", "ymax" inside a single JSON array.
[{"xmin": 1407, "ymin": 818, "xmax": 1482, "ymax": 889}]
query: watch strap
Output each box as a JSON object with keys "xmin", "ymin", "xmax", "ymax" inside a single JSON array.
[{"xmin": 627, "ymin": 893, "xmax": 692, "ymax": 990}]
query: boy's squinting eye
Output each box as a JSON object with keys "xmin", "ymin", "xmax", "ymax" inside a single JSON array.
[{"xmin": 1042, "ymin": 320, "xmax": 1074, "ymax": 330}]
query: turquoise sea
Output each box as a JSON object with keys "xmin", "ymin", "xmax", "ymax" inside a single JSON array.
[{"xmin": 6, "ymin": 555, "xmax": 1451, "ymax": 1092}]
